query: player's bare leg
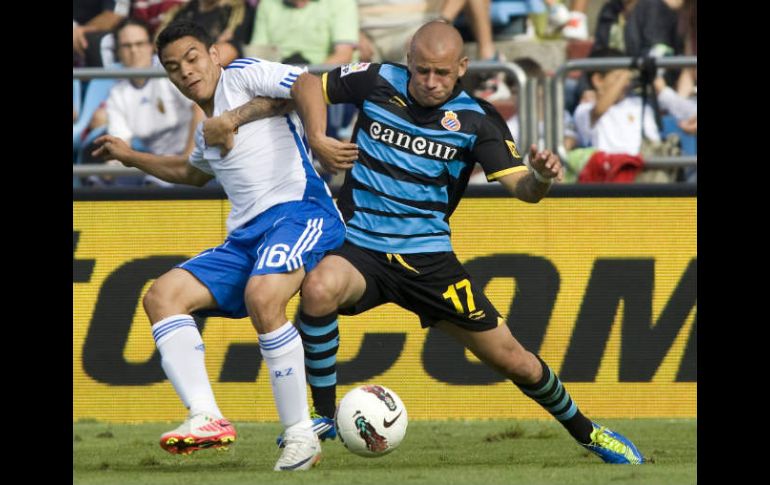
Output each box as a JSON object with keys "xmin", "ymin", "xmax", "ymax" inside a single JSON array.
[
  {"xmin": 436, "ymin": 321, "xmax": 644, "ymax": 464},
  {"xmin": 244, "ymin": 270, "xmax": 322, "ymax": 471},
  {"xmin": 144, "ymin": 268, "xmax": 236, "ymax": 455},
  {"xmin": 273, "ymin": 255, "xmax": 368, "ymax": 447}
]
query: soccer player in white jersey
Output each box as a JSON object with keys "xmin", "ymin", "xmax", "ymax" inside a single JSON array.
[{"xmin": 92, "ymin": 20, "xmax": 358, "ymax": 471}]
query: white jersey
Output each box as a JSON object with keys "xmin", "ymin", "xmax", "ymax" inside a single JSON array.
[
  {"xmin": 106, "ymin": 77, "xmax": 195, "ymax": 156},
  {"xmin": 189, "ymin": 57, "xmax": 337, "ymax": 234},
  {"xmin": 574, "ymin": 96, "xmax": 660, "ymax": 155}
]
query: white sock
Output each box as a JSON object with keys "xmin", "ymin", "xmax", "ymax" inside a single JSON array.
[
  {"xmin": 152, "ymin": 314, "xmax": 223, "ymax": 419},
  {"xmin": 259, "ymin": 321, "xmax": 313, "ymax": 433}
]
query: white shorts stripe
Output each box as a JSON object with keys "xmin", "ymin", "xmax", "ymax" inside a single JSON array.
[
  {"xmin": 287, "ymin": 218, "xmax": 319, "ymax": 263},
  {"xmin": 285, "ymin": 219, "xmax": 324, "ymax": 271}
]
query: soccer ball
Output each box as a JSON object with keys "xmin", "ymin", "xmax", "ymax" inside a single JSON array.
[{"xmin": 334, "ymin": 384, "xmax": 408, "ymax": 457}]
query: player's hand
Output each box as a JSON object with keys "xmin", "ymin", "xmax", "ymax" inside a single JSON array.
[
  {"xmin": 310, "ymin": 135, "xmax": 358, "ymax": 174},
  {"xmin": 73, "ymin": 25, "xmax": 89, "ymax": 57},
  {"xmin": 203, "ymin": 113, "xmax": 236, "ymax": 157},
  {"xmin": 528, "ymin": 144, "xmax": 564, "ymax": 183},
  {"xmin": 358, "ymin": 31, "xmax": 375, "ymax": 62},
  {"xmin": 91, "ymin": 135, "xmax": 134, "ymax": 165}
]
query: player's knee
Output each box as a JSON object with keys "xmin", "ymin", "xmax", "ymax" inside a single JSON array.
[
  {"xmin": 301, "ymin": 270, "xmax": 341, "ymax": 310},
  {"xmin": 143, "ymin": 280, "xmax": 176, "ymax": 321},
  {"xmin": 243, "ymin": 279, "xmax": 286, "ymax": 326},
  {"xmin": 499, "ymin": 349, "xmax": 540, "ymax": 383}
]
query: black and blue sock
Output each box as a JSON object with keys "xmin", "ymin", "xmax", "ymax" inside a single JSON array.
[
  {"xmin": 515, "ymin": 355, "xmax": 593, "ymax": 444},
  {"xmin": 298, "ymin": 311, "xmax": 339, "ymax": 419}
]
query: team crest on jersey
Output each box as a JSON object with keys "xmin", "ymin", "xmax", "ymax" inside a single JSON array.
[
  {"xmin": 441, "ymin": 111, "xmax": 461, "ymax": 131},
  {"xmin": 157, "ymin": 99, "xmax": 165, "ymax": 114},
  {"xmin": 340, "ymin": 62, "xmax": 371, "ymax": 77},
  {"xmin": 505, "ymin": 140, "xmax": 520, "ymax": 158}
]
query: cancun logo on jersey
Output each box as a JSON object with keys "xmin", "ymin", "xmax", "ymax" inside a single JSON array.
[
  {"xmin": 369, "ymin": 121, "xmax": 459, "ymax": 160},
  {"xmin": 506, "ymin": 140, "xmax": 520, "ymax": 158},
  {"xmin": 441, "ymin": 111, "xmax": 461, "ymax": 131},
  {"xmin": 340, "ymin": 62, "xmax": 371, "ymax": 78}
]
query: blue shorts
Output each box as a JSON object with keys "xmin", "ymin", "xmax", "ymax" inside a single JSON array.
[{"xmin": 177, "ymin": 201, "xmax": 345, "ymax": 318}]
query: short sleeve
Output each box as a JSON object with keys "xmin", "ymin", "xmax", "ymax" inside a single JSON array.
[
  {"xmin": 228, "ymin": 59, "xmax": 307, "ymax": 99},
  {"xmin": 330, "ymin": 0, "xmax": 359, "ymax": 45},
  {"xmin": 322, "ymin": 62, "xmax": 381, "ymax": 106},
  {"xmin": 471, "ymin": 102, "xmax": 527, "ymax": 181}
]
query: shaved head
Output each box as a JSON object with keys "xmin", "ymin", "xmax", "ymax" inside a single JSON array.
[
  {"xmin": 409, "ymin": 21, "xmax": 465, "ymax": 61},
  {"xmin": 407, "ymin": 21, "xmax": 468, "ymax": 107}
]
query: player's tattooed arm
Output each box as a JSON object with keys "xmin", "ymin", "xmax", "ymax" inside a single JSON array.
[{"xmin": 203, "ymin": 97, "xmax": 295, "ymax": 156}]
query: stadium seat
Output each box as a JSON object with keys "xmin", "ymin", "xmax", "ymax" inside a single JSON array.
[
  {"xmin": 661, "ymin": 114, "xmax": 696, "ymax": 155},
  {"xmin": 73, "ymin": 79, "xmax": 82, "ymax": 121}
]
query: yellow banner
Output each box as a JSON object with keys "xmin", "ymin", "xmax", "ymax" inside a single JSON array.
[{"xmin": 74, "ymin": 197, "xmax": 696, "ymax": 422}]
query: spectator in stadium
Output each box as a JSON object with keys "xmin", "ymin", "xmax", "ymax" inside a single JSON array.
[
  {"xmin": 573, "ymin": 48, "xmax": 660, "ymax": 157},
  {"xmin": 85, "ymin": 18, "xmax": 204, "ymax": 187},
  {"xmin": 95, "ymin": 0, "xmax": 191, "ymax": 67},
  {"xmin": 73, "ymin": 0, "xmax": 130, "ymax": 66},
  {"xmin": 130, "ymin": 0, "xmax": 191, "ymax": 36},
  {"xmin": 157, "ymin": 0, "xmax": 253, "ymax": 66},
  {"xmin": 356, "ymin": 1, "xmax": 497, "ymax": 65},
  {"xmin": 246, "ymin": 0, "xmax": 359, "ymax": 66},
  {"xmin": 216, "ymin": 20, "xmax": 644, "ymax": 464},
  {"xmin": 91, "ymin": 20, "xmax": 355, "ymax": 470},
  {"xmin": 506, "ymin": 57, "xmax": 580, "ymax": 150}
]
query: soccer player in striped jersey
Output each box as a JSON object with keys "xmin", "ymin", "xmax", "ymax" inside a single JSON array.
[
  {"xmin": 91, "ymin": 20, "xmax": 357, "ymax": 471},
  {"xmin": 284, "ymin": 20, "xmax": 643, "ymax": 464}
]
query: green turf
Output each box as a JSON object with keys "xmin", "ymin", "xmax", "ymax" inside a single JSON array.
[{"xmin": 73, "ymin": 418, "xmax": 696, "ymax": 485}]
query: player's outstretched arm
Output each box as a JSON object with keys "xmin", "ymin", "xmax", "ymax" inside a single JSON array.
[
  {"xmin": 291, "ymin": 72, "xmax": 358, "ymax": 174},
  {"xmin": 497, "ymin": 144, "xmax": 563, "ymax": 203},
  {"xmin": 91, "ymin": 135, "xmax": 213, "ymax": 187},
  {"xmin": 203, "ymin": 97, "xmax": 295, "ymax": 156}
]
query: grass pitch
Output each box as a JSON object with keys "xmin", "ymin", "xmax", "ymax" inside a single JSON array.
[{"xmin": 74, "ymin": 418, "xmax": 695, "ymax": 484}]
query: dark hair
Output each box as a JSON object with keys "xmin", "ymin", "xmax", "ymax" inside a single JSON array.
[
  {"xmin": 513, "ymin": 57, "xmax": 544, "ymax": 80},
  {"xmin": 156, "ymin": 20, "xmax": 213, "ymax": 57},
  {"xmin": 586, "ymin": 47, "xmax": 626, "ymax": 89},
  {"xmin": 112, "ymin": 18, "xmax": 152, "ymax": 58}
]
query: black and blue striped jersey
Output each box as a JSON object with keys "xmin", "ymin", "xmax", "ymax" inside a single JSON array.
[{"xmin": 322, "ymin": 62, "xmax": 526, "ymax": 254}]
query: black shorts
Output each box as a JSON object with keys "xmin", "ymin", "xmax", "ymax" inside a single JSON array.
[{"xmin": 330, "ymin": 241, "xmax": 503, "ymax": 331}]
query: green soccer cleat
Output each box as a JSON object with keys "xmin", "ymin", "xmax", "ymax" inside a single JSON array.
[{"xmin": 581, "ymin": 423, "xmax": 645, "ymax": 464}]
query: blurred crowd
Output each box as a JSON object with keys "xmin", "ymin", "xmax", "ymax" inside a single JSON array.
[{"xmin": 73, "ymin": 0, "xmax": 697, "ymax": 187}]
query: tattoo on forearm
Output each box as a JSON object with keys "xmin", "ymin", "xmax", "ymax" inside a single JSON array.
[{"xmin": 229, "ymin": 98, "xmax": 295, "ymax": 127}]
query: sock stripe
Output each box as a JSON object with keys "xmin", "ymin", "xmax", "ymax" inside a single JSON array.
[
  {"xmin": 515, "ymin": 358, "xmax": 581, "ymax": 423},
  {"xmin": 152, "ymin": 319, "xmax": 197, "ymax": 342},
  {"xmin": 258, "ymin": 323, "xmax": 297, "ymax": 344},
  {"xmin": 519, "ymin": 370, "xmax": 556, "ymax": 398},
  {"xmin": 542, "ymin": 388, "xmax": 570, "ymax": 413},
  {"xmin": 539, "ymin": 384, "xmax": 566, "ymax": 407},
  {"xmin": 259, "ymin": 326, "xmax": 300, "ymax": 350},
  {"xmin": 307, "ymin": 365, "xmax": 336, "ymax": 377},
  {"xmin": 299, "ymin": 312, "xmax": 338, "ymax": 326},
  {"xmin": 152, "ymin": 315, "xmax": 192, "ymax": 335},
  {"xmin": 553, "ymin": 401, "xmax": 578, "ymax": 421},
  {"xmin": 308, "ymin": 373, "xmax": 337, "ymax": 387},
  {"xmin": 550, "ymin": 395, "xmax": 574, "ymax": 416},
  {"xmin": 299, "ymin": 321, "xmax": 338, "ymax": 336},
  {"xmin": 305, "ymin": 355, "xmax": 337, "ymax": 369},
  {"xmin": 305, "ymin": 346, "xmax": 339, "ymax": 360},
  {"xmin": 300, "ymin": 328, "xmax": 339, "ymax": 344}
]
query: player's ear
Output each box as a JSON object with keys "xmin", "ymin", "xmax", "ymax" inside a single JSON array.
[
  {"xmin": 457, "ymin": 56, "xmax": 469, "ymax": 78},
  {"xmin": 209, "ymin": 44, "xmax": 221, "ymax": 66}
]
